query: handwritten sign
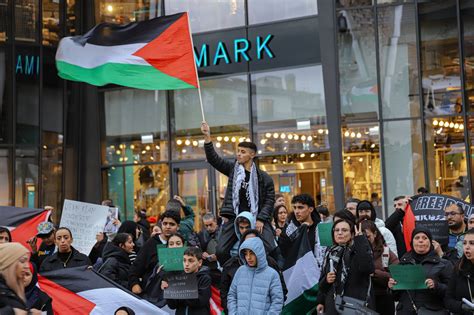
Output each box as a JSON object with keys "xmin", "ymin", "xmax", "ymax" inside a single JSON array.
[
  {"xmin": 60, "ymin": 200, "xmax": 109, "ymax": 255},
  {"xmin": 163, "ymin": 272, "xmax": 198, "ymax": 299},
  {"xmin": 389, "ymin": 264, "xmax": 427, "ymax": 290},
  {"xmin": 158, "ymin": 247, "xmax": 186, "ymax": 271},
  {"xmin": 103, "ymin": 207, "xmax": 119, "ymax": 233}
]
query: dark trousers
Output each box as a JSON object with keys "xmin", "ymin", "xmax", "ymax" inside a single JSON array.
[{"xmin": 375, "ymin": 293, "xmax": 395, "ymax": 315}]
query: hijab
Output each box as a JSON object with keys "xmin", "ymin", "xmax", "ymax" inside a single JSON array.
[{"xmin": 410, "ymin": 227, "xmax": 436, "ymax": 263}]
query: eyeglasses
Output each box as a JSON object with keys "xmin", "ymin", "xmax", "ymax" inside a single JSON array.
[{"xmin": 444, "ymin": 211, "xmax": 463, "ymax": 217}]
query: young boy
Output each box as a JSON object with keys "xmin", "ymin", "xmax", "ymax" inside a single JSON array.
[
  {"xmin": 228, "ymin": 237, "xmax": 283, "ymax": 314},
  {"xmin": 164, "ymin": 247, "xmax": 211, "ymax": 315}
]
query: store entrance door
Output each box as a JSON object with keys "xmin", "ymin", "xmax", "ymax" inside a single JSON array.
[{"xmin": 171, "ymin": 162, "xmax": 217, "ymax": 231}]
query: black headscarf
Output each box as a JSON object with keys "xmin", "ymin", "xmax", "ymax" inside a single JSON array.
[
  {"xmin": 410, "ymin": 227, "xmax": 436, "ymax": 263},
  {"xmin": 25, "ymin": 263, "xmax": 40, "ymax": 309},
  {"xmin": 117, "ymin": 221, "xmax": 138, "ymax": 243}
]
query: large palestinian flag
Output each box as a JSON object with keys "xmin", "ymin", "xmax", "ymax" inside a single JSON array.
[
  {"xmin": 282, "ymin": 224, "xmax": 320, "ymax": 314},
  {"xmin": 38, "ymin": 266, "xmax": 167, "ymax": 315},
  {"xmin": 0, "ymin": 206, "xmax": 50, "ymax": 247},
  {"xmin": 56, "ymin": 13, "xmax": 198, "ymax": 90}
]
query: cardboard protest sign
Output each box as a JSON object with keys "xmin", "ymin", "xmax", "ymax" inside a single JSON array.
[
  {"xmin": 163, "ymin": 272, "xmax": 198, "ymax": 299},
  {"xmin": 103, "ymin": 207, "xmax": 119, "ymax": 233},
  {"xmin": 158, "ymin": 247, "xmax": 186, "ymax": 271},
  {"xmin": 317, "ymin": 223, "xmax": 333, "ymax": 247},
  {"xmin": 60, "ymin": 200, "xmax": 109, "ymax": 255},
  {"xmin": 389, "ymin": 264, "xmax": 427, "ymax": 290}
]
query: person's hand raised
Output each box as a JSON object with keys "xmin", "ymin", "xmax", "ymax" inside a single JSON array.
[{"xmin": 201, "ymin": 121, "xmax": 211, "ymax": 143}]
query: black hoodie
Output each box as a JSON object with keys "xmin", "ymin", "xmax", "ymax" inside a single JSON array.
[{"xmin": 99, "ymin": 242, "xmax": 131, "ymax": 288}]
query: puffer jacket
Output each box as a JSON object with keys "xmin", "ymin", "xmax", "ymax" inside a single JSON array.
[
  {"xmin": 374, "ymin": 218, "xmax": 398, "ymax": 257},
  {"xmin": 0, "ymin": 275, "xmax": 27, "ymax": 315},
  {"xmin": 98, "ymin": 242, "xmax": 131, "ymax": 288},
  {"xmin": 393, "ymin": 250, "xmax": 452, "ymax": 315},
  {"xmin": 229, "ymin": 212, "xmax": 256, "ymax": 257},
  {"xmin": 204, "ymin": 142, "xmax": 275, "ymax": 222},
  {"xmin": 445, "ymin": 258, "xmax": 474, "ymax": 315},
  {"xmin": 39, "ymin": 247, "xmax": 91, "ymax": 272},
  {"xmin": 228, "ymin": 237, "xmax": 283, "ymax": 315}
]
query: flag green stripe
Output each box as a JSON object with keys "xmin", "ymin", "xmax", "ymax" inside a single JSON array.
[
  {"xmin": 56, "ymin": 61, "xmax": 196, "ymax": 90},
  {"xmin": 281, "ymin": 284, "xmax": 319, "ymax": 315}
]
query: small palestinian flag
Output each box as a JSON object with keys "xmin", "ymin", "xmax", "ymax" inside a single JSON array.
[
  {"xmin": 282, "ymin": 224, "xmax": 320, "ymax": 314},
  {"xmin": 38, "ymin": 266, "xmax": 167, "ymax": 315},
  {"xmin": 56, "ymin": 13, "xmax": 198, "ymax": 90},
  {"xmin": 0, "ymin": 206, "xmax": 50, "ymax": 248}
]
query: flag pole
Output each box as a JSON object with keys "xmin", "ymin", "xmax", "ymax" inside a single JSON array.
[{"xmin": 185, "ymin": 12, "xmax": 206, "ymax": 122}]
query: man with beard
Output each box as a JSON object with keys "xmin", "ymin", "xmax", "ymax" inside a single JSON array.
[
  {"xmin": 201, "ymin": 122, "xmax": 276, "ymax": 265},
  {"xmin": 199, "ymin": 212, "xmax": 221, "ymax": 287},
  {"xmin": 444, "ymin": 203, "xmax": 467, "ymax": 260}
]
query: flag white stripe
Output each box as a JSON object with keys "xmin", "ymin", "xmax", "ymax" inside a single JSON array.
[
  {"xmin": 77, "ymin": 288, "xmax": 169, "ymax": 315},
  {"xmin": 283, "ymin": 251, "xmax": 320, "ymax": 305},
  {"xmin": 56, "ymin": 37, "xmax": 149, "ymax": 69}
]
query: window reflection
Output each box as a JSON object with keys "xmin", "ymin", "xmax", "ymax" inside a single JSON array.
[
  {"xmin": 461, "ymin": 0, "xmax": 474, "ymax": 111},
  {"xmin": 42, "ymin": 0, "xmax": 59, "ymax": 46},
  {"xmin": 96, "ymin": 0, "xmax": 163, "ymax": 24},
  {"xmin": 337, "ymin": 0, "xmax": 373, "ymax": 8},
  {"xmin": 103, "ymin": 89, "xmax": 168, "ymax": 165},
  {"xmin": 165, "ymin": 0, "xmax": 245, "ymax": 33},
  {"xmin": 0, "ymin": 149, "xmax": 12, "ymax": 205},
  {"xmin": 427, "ymin": 117, "xmax": 468, "ymax": 199},
  {"xmin": 252, "ymin": 66, "xmax": 328, "ymax": 154},
  {"xmin": 338, "ymin": 8, "xmax": 379, "ymax": 120},
  {"xmin": 0, "ymin": 0, "xmax": 7, "ymax": 42},
  {"xmin": 15, "ymin": 0, "xmax": 38, "ymax": 42},
  {"xmin": 420, "ymin": 1, "xmax": 462, "ymax": 116},
  {"xmin": 42, "ymin": 132, "xmax": 63, "ymax": 215},
  {"xmin": 102, "ymin": 167, "xmax": 125, "ymax": 218},
  {"xmin": 0, "ymin": 46, "xmax": 11, "ymax": 143},
  {"xmin": 342, "ymin": 123, "xmax": 381, "ymax": 201},
  {"xmin": 259, "ymin": 153, "xmax": 335, "ymax": 210},
  {"xmin": 67, "ymin": 0, "xmax": 79, "ymax": 36},
  {"xmin": 15, "ymin": 148, "xmax": 38, "ymax": 208},
  {"xmin": 248, "ymin": 0, "xmax": 318, "ymax": 24},
  {"xmin": 171, "ymin": 75, "xmax": 250, "ymax": 160}
]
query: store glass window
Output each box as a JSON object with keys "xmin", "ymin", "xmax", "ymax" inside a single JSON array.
[
  {"xmin": 337, "ymin": 0, "xmax": 373, "ymax": 8},
  {"xmin": 419, "ymin": 1, "xmax": 462, "ymax": 116},
  {"xmin": 15, "ymin": 148, "xmax": 38, "ymax": 208},
  {"xmin": 102, "ymin": 166, "xmax": 125, "ymax": 218},
  {"xmin": 15, "ymin": 0, "xmax": 38, "ymax": 42},
  {"xmin": 0, "ymin": 149, "xmax": 12, "ymax": 205},
  {"xmin": 377, "ymin": 0, "xmax": 413, "ymax": 4},
  {"xmin": 103, "ymin": 89, "xmax": 168, "ymax": 165},
  {"xmin": 378, "ymin": 4, "xmax": 419, "ymax": 119},
  {"xmin": 252, "ymin": 66, "xmax": 327, "ymax": 154},
  {"xmin": 383, "ymin": 119, "xmax": 424, "ymax": 212},
  {"xmin": 42, "ymin": 133, "xmax": 63, "ymax": 214},
  {"xmin": 426, "ymin": 117, "xmax": 468, "ymax": 199},
  {"xmin": 461, "ymin": 0, "xmax": 474, "ymax": 112},
  {"xmin": 42, "ymin": 0, "xmax": 60, "ymax": 46},
  {"xmin": 342, "ymin": 122, "xmax": 381, "ymax": 201},
  {"xmin": 67, "ymin": 0, "xmax": 79, "ymax": 36},
  {"xmin": 0, "ymin": 0, "xmax": 7, "ymax": 42},
  {"xmin": 258, "ymin": 152, "xmax": 335, "ymax": 210},
  {"xmin": 16, "ymin": 46, "xmax": 39, "ymax": 145},
  {"xmin": 0, "ymin": 46, "xmax": 11, "ymax": 143},
  {"xmin": 171, "ymin": 75, "xmax": 250, "ymax": 160},
  {"xmin": 338, "ymin": 8, "xmax": 379, "ymax": 120},
  {"xmin": 96, "ymin": 0, "xmax": 163, "ymax": 24},
  {"xmin": 177, "ymin": 167, "xmax": 209, "ymax": 231},
  {"xmin": 165, "ymin": 0, "xmax": 245, "ymax": 33},
  {"xmin": 248, "ymin": 0, "xmax": 318, "ymax": 24}
]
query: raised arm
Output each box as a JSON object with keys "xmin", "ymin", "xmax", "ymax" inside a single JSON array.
[{"xmin": 201, "ymin": 121, "xmax": 234, "ymax": 176}]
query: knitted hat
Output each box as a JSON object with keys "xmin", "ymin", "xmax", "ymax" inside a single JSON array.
[
  {"xmin": 410, "ymin": 227, "xmax": 433, "ymax": 248},
  {"xmin": 0, "ymin": 243, "xmax": 29, "ymax": 271}
]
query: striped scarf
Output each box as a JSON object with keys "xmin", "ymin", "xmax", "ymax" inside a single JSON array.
[{"xmin": 232, "ymin": 162, "xmax": 259, "ymax": 218}]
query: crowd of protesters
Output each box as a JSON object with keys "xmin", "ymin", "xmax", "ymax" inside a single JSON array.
[{"xmin": 1, "ymin": 122, "xmax": 474, "ymax": 314}]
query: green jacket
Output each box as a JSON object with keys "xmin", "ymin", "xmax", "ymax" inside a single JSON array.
[{"xmin": 180, "ymin": 205, "xmax": 195, "ymax": 241}]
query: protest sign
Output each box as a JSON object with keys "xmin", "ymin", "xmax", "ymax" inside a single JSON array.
[
  {"xmin": 416, "ymin": 220, "xmax": 449, "ymax": 246},
  {"xmin": 60, "ymin": 200, "xmax": 109, "ymax": 255},
  {"xmin": 389, "ymin": 264, "xmax": 427, "ymax": 290},
  {"xmin": 163, "ymin": 272, "xmax": 198, "ymax": 299},
  {"xmin": 318, "ymin": 223, "xmax": 333, "ymax": 247},
  {"xmin": 158, "ymin": 247, "xmax": 186, "ymax": 271},
  {"xmin": 103, "ymin": 207, "xmax": 119, "ymax": 233}
]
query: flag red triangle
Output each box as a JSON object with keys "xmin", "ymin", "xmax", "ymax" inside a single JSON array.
[
  {"xmin": 11, "ymin": 210, "xmax": 49, "ymax": 248},
  {"xmin": 133, "ymin": 13, "xmax": 198, "ymax": 88},
  {"xmin": 403, "ymin": 203, "xmax": 416, "ymax": 252}
]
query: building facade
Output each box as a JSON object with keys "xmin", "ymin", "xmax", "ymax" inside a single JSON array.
[{"xmin": 1, "ymin": 0, "xmax": 473, "ymax": 226}]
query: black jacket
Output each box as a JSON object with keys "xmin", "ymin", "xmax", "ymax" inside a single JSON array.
[
  {"xmin": 88, "ymin": 237, "xmax": 107, "ymax": 265},
  {"xmin": 28, "ymin": 290, "xmax": 53, "ymax": 314},
  {"xmin": 445, "ymin": 259, "xmax": 474, "ymax": 315},
  {"xmin": 385, "ymin": 208, "xmax": 407, "ymax": 257},
  {"xmin": 0, "ymin": 275, "xmax": 27, "ymax": 315},
  {"xmin": 166, "ymin": 267, "xmax": 212, "ymax": 315},
  {"xmin": 99, "ymin": 243, "xmax": 131, "ymax": 288},
  {"xmin": 317, "ymin": 235, "xmax": 376, "ymax": 315},
  {"xmin": 278, "ymin": 211, "xmax": 321, "ymax": 257},
  {"xmin": 39, "ymin": 247, "xmax": 91, "ymax": 273},
  {"xmin": 30, "ymin": 242, "xmax": 56, "ymax": 269},
  {"xmin": 204, "ymin": 142, "xmax": 275, "ymax": 222},
  {"xmin": 393, "ymin": 251, "xmax": 452, "ymax": 315},
  {"xmin": 128, "ymin": 234, "xmax": 165, "ymax": 289}
]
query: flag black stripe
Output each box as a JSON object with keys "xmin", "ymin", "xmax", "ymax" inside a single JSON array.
[
  {"xmin": 0, "ymin": 206, "xmax": 45, "ymax": 227},
  {"xmin": 282, "ymin": 225, "xmax": 313, "ymax": 271},
  {"xmin": 73, "ymin": 12, "xmax": 184, "ymax": 47},
  {"xmin": 40, "ymin": 266, "xmax": 116, "ymax": 292}
]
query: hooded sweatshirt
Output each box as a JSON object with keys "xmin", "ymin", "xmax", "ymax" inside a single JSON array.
[
  {"xmin": 227, "ymin": 237, "xmax": 283, "ymax": 315},
  {"xmin": 230, "ymin": 212, "xmax": 256, "ymax": 258}
]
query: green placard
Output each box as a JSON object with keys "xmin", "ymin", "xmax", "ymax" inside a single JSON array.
[
  {"xmin": 318, "ymin": 223, "xmax": 333, "ymax": 247},
  {"xmin": 158, "ymin": 247, "xmax": 186, "ymax": 271},
  {"xmin": 389, "ymin": 264, "xmax": 427, "ymax": 290}
]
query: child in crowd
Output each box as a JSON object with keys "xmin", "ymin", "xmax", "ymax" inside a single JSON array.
[
  {"xmin": 162, "ymin": 247, "xmax": 211, "ymax": 315},
  {"xmin": 228, "ymin": 237, "xmax": 283, "ymax": 314}
]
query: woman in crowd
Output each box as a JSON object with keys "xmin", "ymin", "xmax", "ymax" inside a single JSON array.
[
  {"xmin": 317, "ymin": 219, "xmax": 375, "ymax": 314},
  {"xmin": 0, "ymin": 227, "xmax": 11, "ymax": 244},
  {"xmin": 445, "ymin": 228, "xmax": 474, "ymax": 314},
  {"xmin": 361, "ymin": 219, "xmax": 399, "ymax": 315},
  {"xmin": 388, "ymin": 228, "xmax": 452, "ymax": 314},
  {"xmin": 40, "ymin": 227, "xmax": 91, "ymax": 272},
  {"xmin": 118, "ymin": 220, "xmax": 141, "ymax": 262},
  {"xmin": 24, "ymin": 263, "xmax": 53, "ymax": 314},
  {"xmin": 273, "ymin": 204, "xmax": 288, "ymax": 238},
  {"xmin": 0, "ymin": 243, "xmax": 42, "ymax": 314},
  {"xmin": 99, "ymin": 233, "xmax": 135, "ymax": 288}
]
